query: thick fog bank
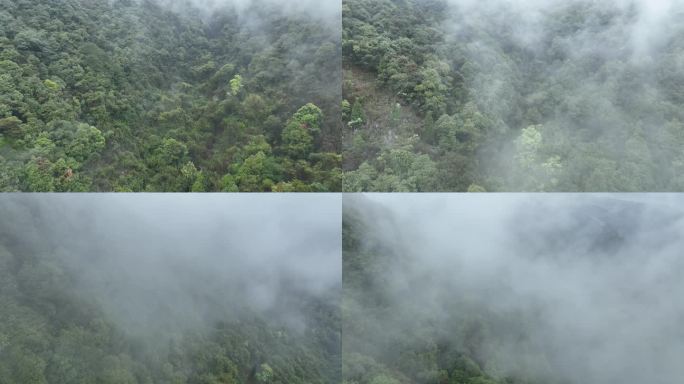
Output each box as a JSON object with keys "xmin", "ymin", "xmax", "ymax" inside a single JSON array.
[
  {"xmin": 0, "ymin": 194, "xmax": 341, "ymax": 336},
  {"xmin": 347, "ymin": 194, "xmax": 684, "ymax": 384}
]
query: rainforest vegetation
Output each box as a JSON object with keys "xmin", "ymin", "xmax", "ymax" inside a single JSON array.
[
  {"xmin": 342, "ymin": 194, "xmax": 684, "ymax": 384},
  {"xmin": 0, "ymin": 195, "xmax": 341, "ymax": 383},
  {"xmin": 342, "ymin": 0, "xmax": 684, "ymax": 192},
  {"xmin": 0, "ymin": 0, "xmax": 341, "ymax": 191}
]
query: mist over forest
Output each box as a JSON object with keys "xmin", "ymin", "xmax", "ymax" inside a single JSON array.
[
  {"xmin": 0, "ymin": 194, "xmax": 341, "ymax": 383},
  {"xmin": 343, "ymin": 194, "xmax": 684, "ymax": 384},
  {"xmin": 343, "ymin": 0, "xmax": 684, "ymax": 192},
  {"xmin": 0, "ymin": 0, "xmax": 341, "ymax": 192}
]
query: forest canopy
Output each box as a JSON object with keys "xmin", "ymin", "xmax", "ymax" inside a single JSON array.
[
  {"xmin": 342, "ymin": 0, "xmax": 684, "ymax": 192},
  {"xmin": 0, "ymin": 0, "xmax": 341, "ymax": 191}
]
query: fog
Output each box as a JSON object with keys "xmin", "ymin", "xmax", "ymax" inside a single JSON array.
[
  {"xmin": 448, "ymin": 0, "xmax": 681, "ymax": 59},
  {"xmin": 0, "ymin": 194, "xmax": 341, "ymax": 338},
  {"xmin": 346, "ymin": 194, "xmax": 684, "ymax": 384},
  {"xmin": 436, "ymin": 0, "xmax": 684, "ymax": 190}
]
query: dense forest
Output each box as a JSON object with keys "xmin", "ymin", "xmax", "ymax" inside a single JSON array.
[
  {"xmin": 342, "ymin": 194, "xmax": 684, "ymax": 384},
  {"xmin": 0, "ymin": 195, "xmax": 341, "ymax": 383},
  {"xmin": 0, "ymin": 0, "xmax": 341, "ymax": 191},
  {"xmin": 342, "ymin": 0, "xmax": 684, "ymax": 191}
]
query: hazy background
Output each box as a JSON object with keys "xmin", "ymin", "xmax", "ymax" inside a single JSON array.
[{"xmin": 346, "ymin": 194, "xmax": 684, "ymax": 384}]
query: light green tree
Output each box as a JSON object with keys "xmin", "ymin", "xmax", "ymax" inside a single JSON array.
[
  {"xmin": 512, "ymin": 125, "xmax": 562, "ymax": 191},
  {"xmin": 255, "ymin": 363, "xmax": 273, "ymax": 383},
  {"xmin": 229, "ymin": 74, "xmax": 243, "ymax": 96}
]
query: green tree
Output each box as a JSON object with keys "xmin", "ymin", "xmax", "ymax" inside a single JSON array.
[
  {"xmin": 255, "ymin": 363, "xmax": 274, "ymax": 383},
  {"xmin": 0, "ymin": 116, "xmax": 23, "ymax": 139},
  {"xmin": 282, "ymin": 104, "xmax": 323, "ymax": 159},
  {"xmin": 512, "ymin": 125, "xmax": 562, "ymax": 191},
  {"xmin": 66, "ymin": 124, "xmax": 105, "ymax": 162},
  {"xmin": 235, "ymin": 152, "xmax": 281, "ymax": 191},
  {"xmin": 230, "ymin": 74, "xmax": 243, "ymax": 96},
  {"xmin": 152, "ymin": 138, "xmax": 189, "ymax": 167},
  {"xmin": 369, "ymin": 374, "xmax": 400, "ymax": 384}
]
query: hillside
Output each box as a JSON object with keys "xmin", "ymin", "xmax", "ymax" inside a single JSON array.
[
  {"xmin": 0, "ymin": 0, "xmax": 341, "ymax": 191},
  {"xmin": 342, "ymin": 0, "xmax": 684, "ymax": 191}
]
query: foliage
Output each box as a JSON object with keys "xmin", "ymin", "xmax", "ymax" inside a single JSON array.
[
  {"xmin": 342, "ymin": 0, "xmax": 684, "ymax": 191},
  {"xmin": 0, "ymin": 0, "xmax": 341, "ymax": 191}
]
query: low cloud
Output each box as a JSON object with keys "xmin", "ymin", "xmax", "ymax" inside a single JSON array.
[
  {"xmin": 348, "ymin": 194, "xmax": 684, "ymax": 384},
  {"xmin": 0, "ymin": 194, "xmax": 341, "ymax": 337}
]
